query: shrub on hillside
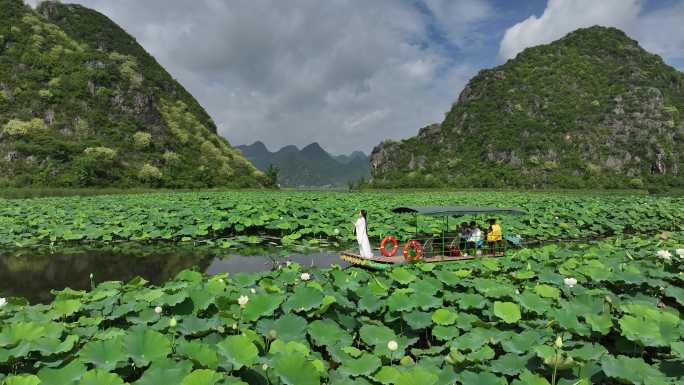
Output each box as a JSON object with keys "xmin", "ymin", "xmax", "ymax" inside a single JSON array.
[
  {"xmin": 133, "ymin": 132, "xmax": 152, "ymax": 149},
  {"xmin": 138, "ymin": 163, "xmax": 162, "ymax": 182},
  {"xmin": 2, "ymin": 118, "xmax": 47, "ymax": 137},
  {"xmin": 83, "ymin": 146, "xmax": 117, "ymax": 160}
]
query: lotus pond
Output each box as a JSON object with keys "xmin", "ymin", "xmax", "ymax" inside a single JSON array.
[
  {"xmin": 1, "ymin": 190, "xmax": 683, "ymax": 385},
  {"xmin": 1, "ymin": 233, "xmax": 683, "ymax": 385},
  {"xmin": 0, "ymin": 243, "xmax": 344, "ymax": 303},
  {"xmin": 1, "ymin": 191, "xmax": 682, "ymax": 247}
]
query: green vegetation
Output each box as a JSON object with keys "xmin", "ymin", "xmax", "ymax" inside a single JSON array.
[
  {"xmin": 371, "ymin": 27, "xmax": 684, "ymax": 189},
  {"xmin": 0, "ymin": 0, "xmax": 265, "ymax": 188},
  {"xmin": 1, "ymin": 234, "xmax": 683, "ymax": 384},
  {"xmin": 264, "ymin": 164, "xmax": 279, "ymax": 187},
  {"xmin": 1, "ymin": 190, "xmax": 682, "ymax": 247}
]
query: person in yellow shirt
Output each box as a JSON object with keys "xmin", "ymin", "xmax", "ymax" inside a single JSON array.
[{"xmin": 486, "ymin": 218, "xmax": 503, "ymax": 255}]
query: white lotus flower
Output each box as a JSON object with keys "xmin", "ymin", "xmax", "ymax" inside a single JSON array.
[
  {"xmin": 657, "ymin": 250, "xmax": 672, "ymax": 261},
  {"xmin": 154, "ymin": 306, "xmax": 162, "ymax": 315},
  {"xmin": 564, "ymin": 277, "xmax": 577, "ymax": 288},
  {"xmin": 387, "ymin": 340, "xmax": 398, "ymax": 351},
  {"xmin": 0, "ymin": 298, "xmax": 6, "ymax": 308},
  {"xmin": 286, "ymin": 261, "xmax": 292, "ymax": 267},
  {"xmin": 300, "ymin": 272, "xmax": 311, "ymax": 281},
  {"xmin": 238, "ymin": 295, "xmax": 249, "ymax": 308},
  {"xmin": 676, "ymin": 249, "xmax": 684, "ymax": 258},
  {"xmin": 250, "ymin": 288, "xmax": 256, "ymax": 294},
  {"xmin": 262, "ymin": 363, "xmax": 269, "ymax": 371}
]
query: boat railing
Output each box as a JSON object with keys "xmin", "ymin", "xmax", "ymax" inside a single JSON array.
[{"xmin": 372, "ymin": 233, "xmax": 509, "ymax": 258}]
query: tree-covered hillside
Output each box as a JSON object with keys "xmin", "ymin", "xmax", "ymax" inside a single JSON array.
[
  {"xmin": 370, "ymin": 27, "xmax": 684, "ymax": 189},
  {"xmin": 0, "ymin": 0, "xmax": 266, "ymax": 188}
]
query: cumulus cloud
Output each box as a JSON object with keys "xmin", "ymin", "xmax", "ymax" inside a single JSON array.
[
  {"xmin": 26, "ymin": 0, "xmax": 492, "ymax": 153},
  {"xmin": 499, "ymin": 0, "xmax": 684, "ymax": 65}
]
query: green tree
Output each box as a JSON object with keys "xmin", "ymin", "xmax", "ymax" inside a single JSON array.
[{"xmin": 265, "ymin": 164, "xmax": 279, "ymax": 187}]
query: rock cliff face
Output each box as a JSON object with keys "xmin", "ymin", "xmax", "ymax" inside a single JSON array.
[
  {"xmin": 371, "ymin": 27, "xmax": 683, "ymax": 189},
  {"xmin": 0, "ymin": 0, "xmax": 266, "ymax": 187}
]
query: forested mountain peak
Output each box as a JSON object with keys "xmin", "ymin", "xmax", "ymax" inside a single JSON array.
[
  {"xmin": 371, "ymin": 26, "xmax": 683, "ymax": 189},
  {"xmin": 0, "ymin": 0, "xmax": 266, "ymax": 187}
]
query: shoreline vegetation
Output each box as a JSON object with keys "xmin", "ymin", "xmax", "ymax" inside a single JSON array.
[{"xmin": 2, "ymin": 187, "xmax": 684, "ymax": 200}]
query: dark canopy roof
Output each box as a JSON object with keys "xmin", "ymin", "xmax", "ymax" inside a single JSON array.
[{"xmin": 391, "ymin": 206, "xmax": 527, "ymax": 216}]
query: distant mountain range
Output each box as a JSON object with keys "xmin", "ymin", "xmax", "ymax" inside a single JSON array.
[{"xmin": 237, "ymin": 142, "xmax": 370, "ymax": 186}]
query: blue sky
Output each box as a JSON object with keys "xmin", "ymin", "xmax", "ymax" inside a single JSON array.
[{"xmin": 27, "ymin": 0, "xmax": 684, "ymax": 153}]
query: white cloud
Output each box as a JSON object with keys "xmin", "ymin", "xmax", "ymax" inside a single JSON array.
[
  {"xmin": 499, "ymin": 0, "xmax": 684, "ymax": 65},
  {"xmin": 25, "ymin": 0, "xmax": 490, "ymax": 153},
  {"xmin": 423, "ymin": 0, "xmax": 494, "ymax": 46}
]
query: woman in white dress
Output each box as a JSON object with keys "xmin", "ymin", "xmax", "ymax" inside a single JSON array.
[{"xmin": 354, "ymin": 210, "xmax": 373, "ymax": 258}]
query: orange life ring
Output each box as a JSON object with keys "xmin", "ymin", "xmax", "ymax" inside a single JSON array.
[
  {"xmin": 403, "ymin": 240, "xmax": 423, "ymax": 261},
  {"xmin": 380, "ymin": 236, "xmax": 399, "ymax": 257}
]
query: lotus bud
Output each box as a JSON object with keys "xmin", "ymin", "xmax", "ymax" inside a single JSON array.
[
  {"xmin": 262, "ymin": 363, "xmax": 269, "ymax": 371},
  {"xmin": 217, "ymin": 326, "xmax": 225, "ymax": 333},
  {"xmin": 0, "ymin": 298, "xmax": 6, "ymax": 308},
  {"xmin": 387, "ymin": 340, "xmax": 398, "ymax": 351},
  {"xmin": 268, "ymin": 329, "xmax": 278, "ymax": 339},
  {"xmin": 554, "ymin": 335, "xmax": 563, "ymax": 349},
  {"xmin": 154, "ymin": 306, "xmax": 162, "ymax": 315},
  {"xmin": 169, "ymin": 317, "xmax": 177, "ymax": 328}
]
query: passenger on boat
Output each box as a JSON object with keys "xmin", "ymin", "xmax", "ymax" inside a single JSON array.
[
  {"xmin": 486, "ymin": 218, "xmax": 503, "ymax": 254},
  {"xmin": 466, "ymin": 221, "xmax": 482, "ymax": 252},
  {"xmin": 458, "ymin": 222, "xmax": 470, "ymax": 250},
  {"xmin": 354, "ymin": 210, "xmax": 373, "ymax": 259}
]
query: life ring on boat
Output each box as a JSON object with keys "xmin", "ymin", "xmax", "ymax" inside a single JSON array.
[
  {"xmin": 379, "ymin": 236, "xmax": 399, "ymax": 257},
  {"xmin": 403, "ymin": 240, "xmax": 423, "ymax": 261}
]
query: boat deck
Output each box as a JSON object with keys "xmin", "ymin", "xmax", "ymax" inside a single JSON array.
[{"xmin": 341, "ymin": 250, "xmax": 504, "ymax": 267}]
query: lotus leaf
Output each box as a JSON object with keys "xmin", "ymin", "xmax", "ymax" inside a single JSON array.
[
  {"xmin": 179, "ymin": 369, "xmax": 223, "ymax": 385},
  {"xmin": 79, "ymin": 370, "xmax": 125, "ymax": 385},
  {"xmin": 3, "ymin": 375, "xmax": 41, "ymax": 385},
  {"xmin": 123, "ymin": 329, "xmax": 171, "ymax": 365},
  {"xmin": 273, "ymin": 352, "xmax": 321, "ymax": 385},
  {"xmin": 493, "ymin": 301, "xmax": 521, "ymax": 323},
  {"xmin": 431, "ymin": 308, "xmax": 458, "ymax": 325},
  {"xmin": 216, "ymin": 335, "xmax": 258, "ymax": 370},
  {"xmin": 78, "ymin": 337, "xmax": 127, "ymax": 371}
]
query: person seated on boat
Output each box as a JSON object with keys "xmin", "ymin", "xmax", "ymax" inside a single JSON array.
[
  {"xmin": 354, "ymin": 209, "xmax": 373, "ymax": 259},
  {"xmin": 458, "ymin": 222, "xmax": 470, "ymax": 250},
  {"xmin": 466, "ymin": 221, "xmax": 482, "ymax": 253},
  {"xmin": 486, "ymin": 218, "xmax": 503, "ymax": 255}
]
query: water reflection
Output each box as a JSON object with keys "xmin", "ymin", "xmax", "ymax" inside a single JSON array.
[{"xmin": 0, "ymin": 243, "xmax": 346, "ymax": 303}]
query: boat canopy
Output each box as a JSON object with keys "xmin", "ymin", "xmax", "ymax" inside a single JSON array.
[{"xmin": 391, "ymin": 206, "xmax": 527, "ymax": 217}]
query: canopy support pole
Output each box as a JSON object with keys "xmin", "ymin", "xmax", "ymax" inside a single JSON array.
[{"xmin": 442, "ymin": 216, "xmax": 447, "ymax": 256}]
